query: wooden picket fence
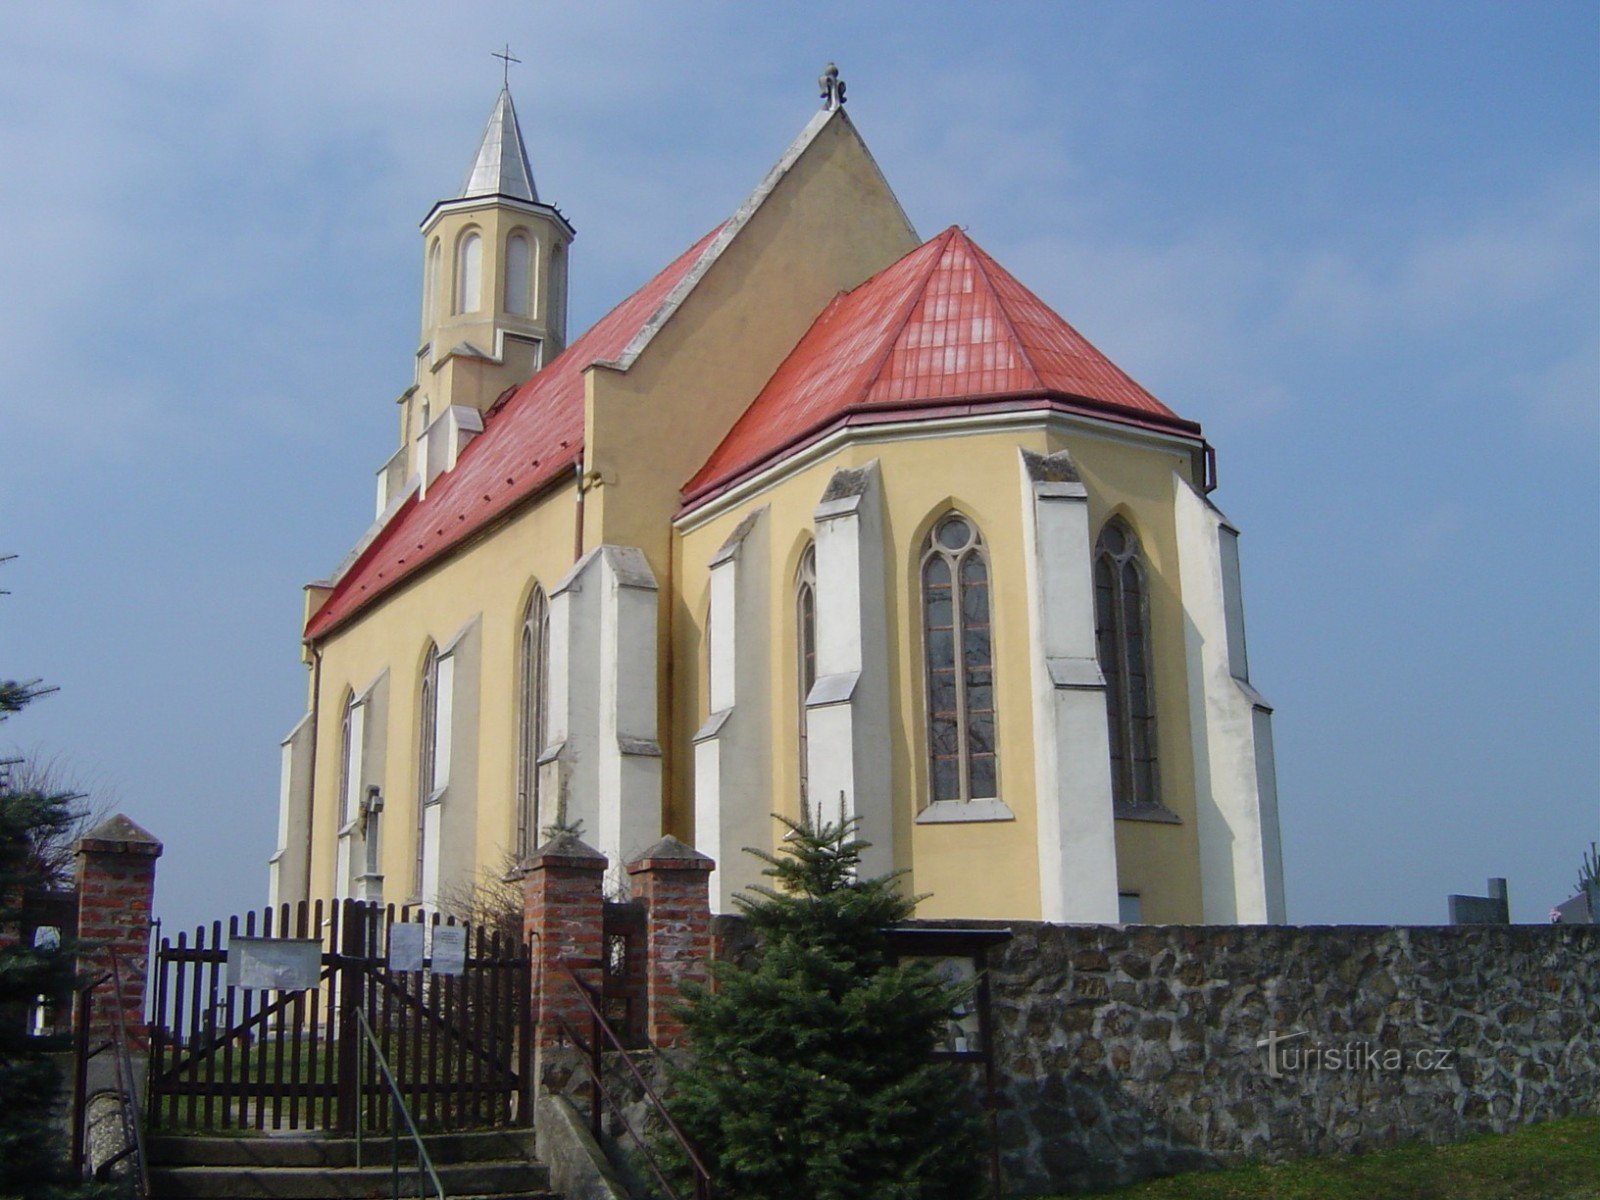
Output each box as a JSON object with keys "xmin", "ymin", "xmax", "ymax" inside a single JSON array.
[{"xmin": 146, "ymin": 898, "xmax": 531, "ymax": 1133}]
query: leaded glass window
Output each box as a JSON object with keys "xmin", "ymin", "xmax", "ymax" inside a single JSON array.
[
  {"xmin": 921, "ymin": 514, "xmax": 999, "ymax": 804},
  {"xmin": 415, "ymin": 643, "xmax": 439, "ymax": 892},
  {"xmin": 1094, "ymin": 518, "xmax": 1160, "ymax": 809},
  {"xmin": 795, "ymin": 544, "xmax": 817, "ymax": 805}
]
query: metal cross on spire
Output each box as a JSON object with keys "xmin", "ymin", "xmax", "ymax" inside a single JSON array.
[{"xmin": 492, "ymin": 43, "xmax": 521, "ymax": 88}]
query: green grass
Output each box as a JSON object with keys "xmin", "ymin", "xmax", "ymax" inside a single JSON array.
[{"xmin": 1043, "ymin": 1117, "xmax": 1600, "ymax": 1200}]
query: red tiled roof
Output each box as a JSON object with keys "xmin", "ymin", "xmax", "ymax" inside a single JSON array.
[
  {"xmin": 305, "ymin": 225, "xmax": 725, "ymax": 640},
  {"xmin": 683, "ymin": 226, "xmax": 1198, "ymax": 506}
]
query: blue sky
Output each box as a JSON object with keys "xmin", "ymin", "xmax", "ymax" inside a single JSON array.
[{"xmin": 2, "ymin": 3, "xmax": 1595, "ymax": 935}]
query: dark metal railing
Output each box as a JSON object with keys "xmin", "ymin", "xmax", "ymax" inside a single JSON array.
[
  {"xmin": 71, "ymin": 953, "xmax": 151, "ymax": 1198},
  {"xmin": 551, "ymin": 955, "xmax": 713, "ymax": 1200},
  {"xmin": 352, "ymin": 1005, "xmax": 445, "ymax": 1200}
]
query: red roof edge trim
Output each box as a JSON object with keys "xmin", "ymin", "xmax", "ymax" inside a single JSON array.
[
  {"xmin": 679, "ymin": 389, "xmax": 1204, "ymax": 513},
  {"xmin": 304, "ymin": 450, "xmax": 580, "ymax": 642},
  {"xmin": 301, "ymin": 491, "xmax": 419, "ymax": 641}
]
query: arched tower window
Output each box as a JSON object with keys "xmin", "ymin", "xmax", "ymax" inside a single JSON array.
[
  {"xmin": 515, "ymin": 586, "xmax": 550, "ymax": 859},
  {"xmin": 1095, "ymin": 518, "xmax": 1159, "ymax": 809},
  {"xmin": 424, "ymin": 239, "xmax": 441, "ymax": 326},
  {"xmin": 415, "ymin": 643, "xmax": 439, "ymax": 892},
  {"xmin": 794, "ymin": 543, "xmax": 817, "ymax": 806},
  {"xmin": 920, "ymin": 513, "xmax": 998, "ymax": 804},
  {"xmin": 504, "ymin": 233, "xmax": 532, "ymax": 317},
  {"xmin": 455, "ymin": 232, "xmax": 482, "ymax": 314}
]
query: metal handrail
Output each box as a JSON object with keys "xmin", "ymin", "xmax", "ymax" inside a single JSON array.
[
  {"xmin": 352, "ymin": 1005, "xmax": 446, "ymax": 1200},
  {"xmin": 106, "ymin": 955, "xmax": 152, "ymax": 1200},
  {"xmin": 71, "ymin": 955, "xmax": 151, "ymax": 1198},
  {"xmin": 552, "ymin": 955, "xmax": 713, "ymax": 1200}
]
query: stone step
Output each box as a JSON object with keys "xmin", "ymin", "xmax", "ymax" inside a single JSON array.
[
  {"xmin": 147, "ymin": 1158, "xmax": 552, "ymax": 1199},
  {"xmin": 148, "ymin": 1128, "xmax": 534, "ymax": 1169}
]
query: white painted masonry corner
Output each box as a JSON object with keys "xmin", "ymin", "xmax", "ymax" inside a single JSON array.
[
  {"xmin": 1018, "ymin": 449, "xmax": 1121, "ymax": 923},
  {"xmin": 693, "ymin": 507, "xmax": 772, "ymax": 912},
  {"xmin": 1174, "ymin": 475, "xmax": 1286, "ymax": 923},
  {"xmin": 806, "ymin": 462, "xmax": 895, "ymax": 880},
  {"xmin": 544, "ymin": 545, "xmax": 664, "ymax": 875}
]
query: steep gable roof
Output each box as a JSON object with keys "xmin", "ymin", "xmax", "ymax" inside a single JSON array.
[
  {"xmin": 683, "ymin": 226, "xmax": 1199, "ymax": 507},
  {"xmin": 304, "ymin": 224, "xmax": 723, "ymax": 640}
]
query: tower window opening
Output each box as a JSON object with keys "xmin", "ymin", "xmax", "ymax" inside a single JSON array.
[{"xmin": 455, "ymin": 232, "xmax": 483, "ymax": 314}]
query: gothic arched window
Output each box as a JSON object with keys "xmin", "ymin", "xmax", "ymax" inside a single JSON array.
[
  {"xmin": 415, "ymin": 643, "xmax": 439, "ymax": 893},
  {"xmin": 337, "ymin": 691, "xmax": 357, "ymax": 830},
  {"xmin": 1095, "ymin": 518, "xmax": 1159, "ymax": 809},
  {"xmin": 515, "ymin": 586, "xmax": 550, "ymax": 858},
  {"xmin": 795, "ymin": 543, "xmax": 817, "ymax": 805},
  {"xmin": 505, "ymin": 233, "xmax": 532, "ymax": 317},
  {"xmin": 921, "ymin": 513, "xmax": 998, "ymax": 804},
  {"xmin": 424, "ymin": 239, "xmax": 442, "ymax": 326},
  {"xmin": 455, "ymin": 232, "xmax": 482, "ymax": 314}
]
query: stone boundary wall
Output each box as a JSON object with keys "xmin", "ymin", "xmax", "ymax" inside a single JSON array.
[
  {"xmin": 972, "ymin": 921, "xmax": 1598, "ymax": 1194},
  {"xmin": 538, "ymin": 905, "xmax": 1598, "ymax": 1196},
  {"xmin": 705, "ymin": 918, "xmax": 1598, "ymax": 1195}
]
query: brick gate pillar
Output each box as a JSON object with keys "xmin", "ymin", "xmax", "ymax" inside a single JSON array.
[
  {"xmin": 627, "ymin": 836, "xmax": 713, "ymax": 1047},
  {"xmin": 74, "ymin": 814, "xmax": 163, "ymax": 1049},
  {"xmin": 522, "ymin": 831, "xmax": 608, "ymax": 1049}
]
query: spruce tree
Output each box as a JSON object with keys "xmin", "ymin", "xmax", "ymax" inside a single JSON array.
[
  {"xmin": 658, "ymin": 810, "xmax": 986, "ymax": 1200},
  {"xmin": 2, "ymin": 588, "xmax": 108, "ymax": 1196}
]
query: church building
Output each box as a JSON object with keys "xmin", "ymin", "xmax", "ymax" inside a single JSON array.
[{"xmin": 269, "ymin": 73, "xmax": 1286, "ymax": 926}]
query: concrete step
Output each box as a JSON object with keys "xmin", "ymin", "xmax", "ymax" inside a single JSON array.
[
  {"xmin": 148, "ymin": 1159, "xmax": 552, "ymax": 1199},
  {"xmin": 148, "ymin": 1129, "xmax": 534, "ymax": 1169},
  {"xmin": 147, "ymin": 1130, "xmax": 555, "ymax": 1199}
]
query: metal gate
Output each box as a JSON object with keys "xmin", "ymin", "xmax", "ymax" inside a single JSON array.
[{"xmin": 147, "ymin": 899, "xmax": 531, "ymax": 1133}]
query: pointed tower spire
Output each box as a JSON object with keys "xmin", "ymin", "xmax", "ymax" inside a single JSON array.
[
  {"xmin": 459, "ymin": 87, "xmax": 538, "ymax": 202},
  {"xmin": 394, "ymin": 82, "xmax": 576, "ymax": 509}
]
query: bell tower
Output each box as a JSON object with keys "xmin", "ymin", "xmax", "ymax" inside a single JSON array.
[{"xmin": 394, "ymin": 84, "xmax": 575, "ymax": 501}]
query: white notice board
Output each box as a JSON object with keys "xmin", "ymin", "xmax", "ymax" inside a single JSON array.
[
  {"xmin": 431, "ymin": 926, "xmax": 467, "ymax": 976},
  {"xmin": 387, "ymin": 923, "xmax": 425, "ymax": 972},
  {"xmin": 227, "ymin": 938, "xmax": 322, "ymax": 991}
]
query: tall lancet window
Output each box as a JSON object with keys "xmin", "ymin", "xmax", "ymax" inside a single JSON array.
[
  {"xmin": 424, "ymin": 239, "xmax": 442, "ymax": 326},
  {"xmin": 515, "ymin": 586, "xmax": 550, "ymax": 859},
  {"xmin": 455, "ymin": 232, "xmax": 482, "ymax": 314},
  {"xmin": 795, "ymin": 544, "xmax": 817, "ymax": 806},
  {"xmin": 921, "ymin": 514, "xmax": 999, "ymax": 804},
  {"xmin": 414, "ymin": 643, "xmax": 440, "ymax": 894},
  {"xmin": 504, "ymin": 234, "xmax": 532, "ymax": 317},
  {"xmin": 1094, "ymin": 518, "xmax": 1160, "ymax": 809}
]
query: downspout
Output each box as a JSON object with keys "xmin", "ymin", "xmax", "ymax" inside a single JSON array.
[{"xmin": 572, "ymin": 460, "xmax": 586, "ymax": 562}]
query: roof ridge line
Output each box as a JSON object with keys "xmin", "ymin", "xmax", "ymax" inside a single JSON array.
[
  {"xmin": 961, "ymin": 230, "xmax": 1045, "ymax": 388},
  {"xmin": 598, "ymin": 106, "xmax": 867, "ymax": 374},
  {"xmin": 966, "ymin": 236, "xmax": 1162, "ymax": 407},
  {"xmin": 851, "ymin": 227, "xmax": 962, "ymax": 408}
]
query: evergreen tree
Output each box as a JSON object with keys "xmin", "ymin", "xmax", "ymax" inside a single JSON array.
[
  {"xmin": 2, "ymin": 585, "xmax": 108, "ymax": 1197},
  {"xmin": 658, "ymin": 810, "xmax": 986, "ymax": 1200}
]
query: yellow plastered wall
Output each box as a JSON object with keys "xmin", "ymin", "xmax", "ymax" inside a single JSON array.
[
  {"xmin": 583, "ymin": 110, "xmax": 920, "ymax": 832},
  {"xmin": 673, "ymin": 417, "xmax": 1208, "ymax": 922},
  {"xmin": 305, "ymin": 479, "xmax": 579, "ymax": 905}
]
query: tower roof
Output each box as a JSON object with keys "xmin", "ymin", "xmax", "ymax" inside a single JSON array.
[
  {"xmin": 683, "ymin": 226, "xmax": 1199, "ymax": 506},
  {"xmin": 459, "ymin": 87, "xmax": 538, "ymax": 202}
]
